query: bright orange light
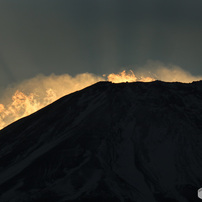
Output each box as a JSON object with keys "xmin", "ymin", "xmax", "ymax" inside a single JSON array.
[
  {"xmin": 0, "ymin": 71, "xmax": 155, "ymax": 130},
  {"xmin": 0, "ymin": 104, "xmax": 4, "ymax": 113},
  {"xmin": 107, "ymin": 70, "xmax": 155, "ymax": 83},
  {"xmin": 140, "ymin": 77, "xmax": 155, "ymax": 82},
  {"xmin": 0, "ymin": 90, "xmax": 57, "ymax": 130},
  {"xmin": 107, "ymin": 70, "xmax": 137, "ymax": 83}
]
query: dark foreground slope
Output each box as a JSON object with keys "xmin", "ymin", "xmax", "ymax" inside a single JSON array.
[{"xmin": 0, "ymin": 81, "xmax": 202, "ymax": 202}]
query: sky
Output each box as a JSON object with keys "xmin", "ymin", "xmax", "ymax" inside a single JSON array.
[{"xmin": 1, "ymin": 0, "xmax": 202, "ymax": 93}]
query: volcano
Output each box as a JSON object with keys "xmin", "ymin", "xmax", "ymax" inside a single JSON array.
[{"xmin": 0, "ymin": 81, "xmax": 202, "ymax": 202}]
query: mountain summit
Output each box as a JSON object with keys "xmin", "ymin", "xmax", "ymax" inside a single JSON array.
[{"xmin": 0, "ymin": 81, "xmax": 202, "ymax": 202}]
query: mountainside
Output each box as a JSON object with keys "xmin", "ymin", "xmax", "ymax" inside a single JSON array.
[{"xmin": 1, "ymin": 81, "xmax": 202, "ymax": 202}]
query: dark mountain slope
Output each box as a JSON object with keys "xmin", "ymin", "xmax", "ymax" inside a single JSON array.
[{"xmin": 0, "ymin": 81, "xmax": 202, "ymax": 202}]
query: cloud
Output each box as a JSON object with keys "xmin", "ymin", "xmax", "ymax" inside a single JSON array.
[
  {"xmin": 135, "ymin": 60, "xmax": 202, "ymax": 83},
  {"xmin": 1, "ymin": 61, "xmax": 202, "ymax": 130},
  {"xmin": 0, "ymin": 73, "xmax": 104, "ymax": 129}
]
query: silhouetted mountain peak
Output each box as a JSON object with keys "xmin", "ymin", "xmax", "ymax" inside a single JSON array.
[{"xmin": 0, "ymin": 81, "xmax": 202, "ymax": 202}]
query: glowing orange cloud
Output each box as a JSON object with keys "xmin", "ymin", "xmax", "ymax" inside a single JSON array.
[
  {"xmin": 107, "ymin": 70, "xmax": 155, "ymax": 83},
  {"xmin": 0, "ymin": 90, "xmax": 57, "ymax": 130},
  {"xmin": 3, "ymin": 65, "xmax": 201, "ymax": 130},
  {"xmin": 0, "ymin": 70, "xmax": 155, "ymax": 130},
  {"xmin": 0, "ymin": 73, "xmax": 104, "ymax": 130},
  {"xmin": 107, "ymin": 70, "xmax": 137, "ymax": 83},
  {"xmin": 0, "ymin": 104, "xmax": 4, "ymax": 113}
]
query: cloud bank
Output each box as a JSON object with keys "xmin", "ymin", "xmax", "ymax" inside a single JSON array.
[
  {"xmin": 137, "ymin": 61, "xmax": 202, "ymax": 83},
  {"xmin": 0, "ymin": 73, "xmax": 104, "ymax": 129},
  {"xmin": 1, "ymin": 61, "xmax": 202, "ymax": 129}
]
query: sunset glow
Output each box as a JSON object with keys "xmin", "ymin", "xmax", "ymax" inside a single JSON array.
[
  {"xmin": 0, "ymin": 90, "xmax": 57, "ymax": 129},
  {"xmin": 0, "ymin": 70, "xmax": 156, "ymax": 130},
  {"xmin": 2, "ymin": 66, "xmax": 201, "ymax": 130},
  {"xmin": 107, "ymin": 70, "xmax": 155, "ymax": 83},
  {"xmin": 107, "ymin": 70, "xmax": 138, "ymax": 83}
]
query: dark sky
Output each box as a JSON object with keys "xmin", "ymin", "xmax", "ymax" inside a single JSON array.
[{"xmin": 1, "ymin": 0, "xmax": 202, "ymax": 89}]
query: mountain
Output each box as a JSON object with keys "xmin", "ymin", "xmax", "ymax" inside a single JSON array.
[{"xmin": 0, "ymin": 81, "xmax": 202, "ymax": 202}]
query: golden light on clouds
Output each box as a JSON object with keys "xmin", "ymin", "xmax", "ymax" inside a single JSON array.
[
  {"xmin": 0, "ymin": 73, "xmax": 104, "ymax": 130},
  {"xmin": 0, "ymin": 64, "xmax": 202, "ymax": 130},
  {"xmin": 107, "ymin": 70, "xmax": 155, "ymax": 83},
  {"xmin": 107, "ymin": 70, "xmax": 138, "ymax": 83}
]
